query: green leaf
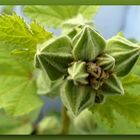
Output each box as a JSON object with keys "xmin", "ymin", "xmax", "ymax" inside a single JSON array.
[
  {"xmin": 100, "ymin": 74, "xmax": 124, "ymax": 95},
  {"xmin": 106, "ymin": 34, "xmax": 140, "ymax": 77},
  {"xmin": 121, "ymin": 74, "xmax": 140, "ymax": 96},
  {"xmin": 62, "ymin": 15, "xmax": 92, "ymax": 42},
  {"xmin": 0, "ymin": 43, "xmax": 42, "ymax": 116},
  {"xmin": 122, "ymin": 74, "xmax": 140, "ymax": 87},
  {"xmin": 62, "ymin": 14, "xmax": 94, "ymax": 36},
  {"xmin": 23, "ymin": 6, "xmax": 99, "ymax": 28},
  {"xmin": 2, "ymin": 5, "xmax": 15, "ymax": 15},
  {"xmin": 92, "ymin": 93, "xmax": 140, "ymax": 126},
  {"xmin": 30, "ymin": 21, "xmax": 52, "ymax": 44},
  {"xmin": 35, "ymin": 36, "xmax": 73, "ymax": 80},
  {"xmin": 74, "ymin": 109, "xmax": 97, "ymax": 134},
  {"xmin": 0, "ymin": 109, "xmax": 39, "ymax": 134},
  {"xmin": 0, "ymin": 13, "xmax": 52, "ymax": 58},
  {"xmin": 72, "ymin": 25, "xmax": 106, "ymax": 61},
  {"xmin": 60, "ymin": 80, "xmax": 95, "ymax": 116}
]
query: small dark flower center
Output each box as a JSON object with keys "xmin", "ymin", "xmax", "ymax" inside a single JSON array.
[{"xmin": 86, "ymin": 62, "xmax": 112, "ymax": 90}]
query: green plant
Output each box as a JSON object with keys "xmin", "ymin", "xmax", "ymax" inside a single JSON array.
[{"xmin": 0, "ymin": 6, "xmax": 140, "ymax": 134}]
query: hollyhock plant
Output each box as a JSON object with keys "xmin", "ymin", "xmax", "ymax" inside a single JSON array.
[{"xmin": 35, "ymin": 25, "xmax": 140, "ymax": 116}]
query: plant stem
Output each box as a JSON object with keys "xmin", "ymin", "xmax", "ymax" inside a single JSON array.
[{"xmin": 60, "ymin": 106, "xmax": 70, "ymax": 135}]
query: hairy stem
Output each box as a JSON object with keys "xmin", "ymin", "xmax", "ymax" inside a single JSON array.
[{"xmin": 60, "ymin": 106, "xmax": 70, "ymax": 135}]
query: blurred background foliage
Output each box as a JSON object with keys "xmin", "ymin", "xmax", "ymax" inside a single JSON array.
[{"xmin": 0, "ymin": 5, "xmax": 140, "ymax": 134}]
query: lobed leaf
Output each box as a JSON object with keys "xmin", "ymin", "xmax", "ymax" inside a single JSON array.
[
  {"xmin": 0, "ymin": 13, "xmax": 52, "ymax": 58},
  {"xmin": 74, "ymin": 109, "xmax": 97, "ymax": 134},
  {"xmin": 92, "ymin": 93, "xmax": 140, "ymax": 126},
  {"xmin": 23, "ymin": 6, "xmax": 99, "ymax": 28},
  {"xmin": 122, "ymin": 74, "xmax": 140, "ymax": 87},
  {"xmin": 0, "ymin": 43, "xmax": 43, "ymax": 116},
  {"xmin": 2, "ymin": 5, "xmax": 15, "ymax": 15}
]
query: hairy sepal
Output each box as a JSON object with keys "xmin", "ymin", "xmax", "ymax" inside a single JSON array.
[
  {"xmin": 96, "ymin": 54, "xmax": 115, "ymax": 71},
  {"xmin": 72, "ymin": 25, "xmax": 106, "ymax": 61},
  {"xmin": 35, "ymin": 36, "xmax": 73, "ymax": 80},
  {"xmin": 106, "ymin": 34, "xmax": 140, "ymax": 76},
  {"xmin": 60, "ymin": 80, "xmax": 95, "ymax": 116},
  {"xmin": 100, "ymin": 74, "xmax": 124, "ymax": 95},
  {"xmin": 36, "ymin": 70, "xmax": 63, "ymax": 98}
]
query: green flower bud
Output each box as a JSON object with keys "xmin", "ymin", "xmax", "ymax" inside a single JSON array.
[
  {"xmin": 106, "ymin": 34, "xmax": 140, "ymax": 76},
  {"xmin": 72, "ymin": 25, "xmax": 106, "ymax": 61},
  {"xmin": 100, "ymin": 74, "xmax": 124, "ymax": 95},
  {"xmin": 38, "ymin": 116, "xmax": 61, "ymax": 134},
  {"xmin": 95, "ymin": 93, "xmax": 104, "ymax": 104},
  {"xmin": 96, "ymin": 54, "xmax": 115, "ymax": 71},
  {"xmin": 60, "ymin": 80, "xmax": 95, "ymax": 116},
  {"xmin": 67, "ymin": 61, "xmax": 89, "ymax": 85},
  {"xmin": 34, "ymin": 36, "xmax": 73, "ymax": 80}
]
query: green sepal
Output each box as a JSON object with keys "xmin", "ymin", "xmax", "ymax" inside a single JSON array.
[
  {"xmin": 36, "ymin": 70, "xmax": 63, "ymax": 98},
  {"xmin": 34, "ymin": 36, "xmax": 73, "ymax": 80},
  {"xmin": 72, "ymin": 25, "xmax": 106, "ymax": 61},
  {"xmin": 60, "ymin": 80, "xmax": 95, "ymax": 116},
  {"xmin": 100, "ymin": 74, "xmax": 124, "ymax": 95},
  {"xmin": 67, "ymin": 61, "xmax": 89, "ymax": 85},
  {"xmin": 106, "ymin": 34, "xmax": 140, "ymax": 76},
  {"xmin": 96, "ymin": 54, "xmax": 115, "ymax": 71}
]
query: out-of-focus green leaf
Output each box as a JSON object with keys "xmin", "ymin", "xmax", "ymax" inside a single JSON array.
[
  {"xmin": 2, "ymin": 5, "xmax": 15, "ymax": 15},
  {"xmin": 91, "ymin": 93, "xmax": 140, "ymax": 126},
  {"xmin": 122, "ymin": 74, "xmax": 140, "ymax": 87},
  {"xmin": 0, "ymin": 43, "xmax": 43, "ymax": 116},
  {"xmin": 0, "ymin": 109, "xmax": 40, "ymax": 134},
  {"xmin": 74, "ymin": 109, "xmax": 97, "ymax": 134},
  {"xmin": 62, "ymin": 14, "xmax": 93, "ymax": 28},
  {"xmin": 23, "ymin": 6, "xmax": 99, "ymax": 28}
]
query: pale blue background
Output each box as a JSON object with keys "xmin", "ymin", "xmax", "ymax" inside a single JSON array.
[{"xmin": 94, "ymin": 6, "xmax": 140, "ymax": 41}]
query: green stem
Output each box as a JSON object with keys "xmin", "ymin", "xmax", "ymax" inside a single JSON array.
[{"xmin": 60, "ymin": 106, "xmax": 70, "ymax": 135}]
